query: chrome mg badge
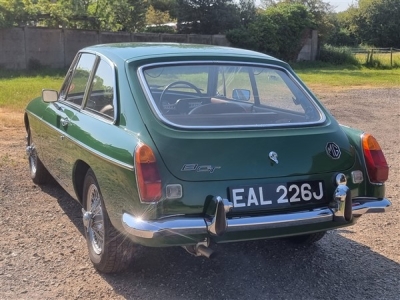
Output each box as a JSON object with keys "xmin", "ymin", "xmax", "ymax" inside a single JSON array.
[
  {"xmin": 269, "ymin": 151, "xmax": 278, "ymax": 164},
  {"xmin": 326, "ymin": 142, "xmax": 341, "ymax": 159}
]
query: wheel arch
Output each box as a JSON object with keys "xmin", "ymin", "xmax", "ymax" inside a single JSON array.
[
  {"xmin": 24, "ymin": 113, "xmax": 30, "ymax": 136},
  {"xmin": 73, "ymin": 160, "xmax": 91, "ymax": 205}
]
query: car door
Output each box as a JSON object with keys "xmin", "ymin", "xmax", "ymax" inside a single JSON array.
[{"xmin": 42, "ymin": 53, "xmax": 97, "ymax": 191}]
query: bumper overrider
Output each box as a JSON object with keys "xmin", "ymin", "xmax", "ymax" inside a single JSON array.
[{"xmin": 122, "ymin": 184, "xmax": 391, "ymax": 247}]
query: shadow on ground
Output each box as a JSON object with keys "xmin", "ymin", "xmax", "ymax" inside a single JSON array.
[{"xmin": 42, "ymin": 182, "xmax": 400, "ymax": 300}]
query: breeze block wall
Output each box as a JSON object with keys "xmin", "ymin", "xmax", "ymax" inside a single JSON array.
[{"xmin": 0, "ymin": 27, "xmax": 316, "ymax": 70}]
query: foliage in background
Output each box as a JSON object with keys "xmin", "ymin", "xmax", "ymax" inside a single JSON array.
[
  {"xmin": 261, "ymin": 0, "xmax": 335, "ymax": 43},
  {"xmin": 318, "ymin": 45, "xmax": 359, "ymax": 65},
  {"xmin": 175, "ymin": 0, "xmax": 242, "ymax": 34},
  {"xmin": 146, "ymin": 5, "xmax": 175, "ymax": 26},
  {"xmin": 0, "ymin": 0, "xmax": 149, "ymax": 32},
  {"xmin": 227, "ymin": 3, "xmax": 312, "ymax": 61}
]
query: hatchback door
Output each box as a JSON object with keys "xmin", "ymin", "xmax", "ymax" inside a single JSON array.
[{"xmin": 139, "ymin": 63, "xmax": 355, "ymax": 183}]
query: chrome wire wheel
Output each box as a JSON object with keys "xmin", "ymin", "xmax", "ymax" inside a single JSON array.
[
  {"xmin": 83, "ymin": 168, "xmax": 135, "ymax": 273},
  {"xmin": 86, "ymin": 184, "xmax": 105, "ymax": 255},
  {"xmin": 26, "ymin": 128, "xmax": 50, "ymax": 184},
  {"xmin": 28, "ymin": 145, "xmax": 38, "ymax": 176}
]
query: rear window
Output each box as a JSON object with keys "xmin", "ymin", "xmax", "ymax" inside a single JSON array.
[{"xmin": 138, "ymin": 62, "xmax": 325, "ymax": 129}]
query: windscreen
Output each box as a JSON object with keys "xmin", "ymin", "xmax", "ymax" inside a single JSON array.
[{"xmin": 140, "ymin": 63, "xmax": 324, "ymax": 129}]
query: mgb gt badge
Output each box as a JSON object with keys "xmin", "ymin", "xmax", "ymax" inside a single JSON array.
[
  {"xmin": 326, "ymin": 142, "xmax": 341, "ymax": 159},
  {"xmin": 269, "ymin": 151, "xmax": 278, "ymax": 164}
]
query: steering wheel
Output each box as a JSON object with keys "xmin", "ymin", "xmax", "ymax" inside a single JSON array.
[{"xmin": 159, "ymin": 81, "xmax": 202, "ymax": 112}]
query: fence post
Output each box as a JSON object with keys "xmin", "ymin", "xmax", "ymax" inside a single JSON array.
[{"xmin": 390, "ymin": 47, "xmax": 393, "ymax": 67}]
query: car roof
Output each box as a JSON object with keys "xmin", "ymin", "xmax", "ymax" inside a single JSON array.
[{"xmin": 81, "ymin": 43, "xmax": 284, "ymax": 65}]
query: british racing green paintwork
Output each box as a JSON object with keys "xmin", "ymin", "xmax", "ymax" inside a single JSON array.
[{"xmin": 25, "ymin": 43, "xmax": 387, "ymax": 248}]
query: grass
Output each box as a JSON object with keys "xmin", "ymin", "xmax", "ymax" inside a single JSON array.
[
  {"xmin": 0, "ymin": 66, "xmax": 399, "ymax": 114},
  {"xmin": 292, "ymin": 63, "xmax": 400, "ymax": 91},
  {"xmin": 0, "ymin": 69, "xmax": 66, "ymax": 112},
  {"xmin": 354, "ymin": 52, "xmax": 400, "ymax": 68}
]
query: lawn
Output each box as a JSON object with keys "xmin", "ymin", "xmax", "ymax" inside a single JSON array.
[
  {"xmin": 293, "ymin": 65, "xmax": 400, "ymax": 91},
  {"xmin": 0, "ymin": 66, "xmax": 399, "ymax": 113}
]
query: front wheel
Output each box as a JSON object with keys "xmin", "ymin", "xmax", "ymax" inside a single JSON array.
[
  {"xmin": 27, "ymin": 128, "xmax": 51, "ymax": 184},
  {"xmin": 82, "ymin": 169, "xmax": 134, "ymax": 273},
  {"xmin": 286, "ymin": 231, "xmax": 327, "ymax": 245}
]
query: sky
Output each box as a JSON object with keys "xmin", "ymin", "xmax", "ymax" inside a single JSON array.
[{"xmin": 328, "ymin": 0, "xmax": 355, "ymax": 12}]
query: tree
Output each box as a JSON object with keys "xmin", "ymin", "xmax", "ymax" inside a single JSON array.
[
  {"xmin": 176, "ymin": 0, "xmax": 241, "ymax": 34},
  {"xmin": 227, "ymin": 2, "xmax": 312, "ymax": 61},
  {"xmin": 260, "ymin": 0, "xmax": 335, "ymax": 42},
  {"xmin": 350, "ymin": 0, "xmax": 400, "ymax": 47},
  {"xmin": 146, "ymin": 5, "xmax": 175, "ymax": 25},
  {"xmin": 0, "ymin": 0, "xmax": 37, "ymax": 28}
]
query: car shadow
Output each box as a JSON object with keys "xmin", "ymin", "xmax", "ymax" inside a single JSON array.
[{"xmin": 43, "ymin": 183, "xmax": 400, "ymax": 300}]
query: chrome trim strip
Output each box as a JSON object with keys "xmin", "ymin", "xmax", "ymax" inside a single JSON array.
[
  {"xmin": 136, "ymin": 61, "xmax": 326, "ymax": 130},
  {"xmin": 352, "ymin": 197, "xmax": 391, "ymax": 217},
  {"xmin": 122, "ymin": 207, "xmax": 334, "ymax": 239},
  {"xmin": 226, "ymin": 208, "xmax": 333, "ymax": 231},
  {"xmin": 122, "ymin": 213, "xmax": 208, "ymax": 239},
  {"xmin": 122, "ymin": 197, "xmax": 391, "ymax": 240},
  {"xmin": 39, "ymin": 119, "xmax": 134, "ymax": 171}
]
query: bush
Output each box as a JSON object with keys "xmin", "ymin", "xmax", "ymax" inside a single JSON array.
[
  {"xmin": 144, "ymin": 25, "xmax": 176, "ymax": 34},
  {"xmin": 319, "ymin": 45, "xmax": 359, "ymax": 66},
  {"xmin": 226, "ymin": 3, "xmax": 312, "ymax": 62}
]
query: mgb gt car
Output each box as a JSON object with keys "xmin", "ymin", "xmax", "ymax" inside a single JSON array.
[{"xmin": 25, "ymin": 43, "xmax": 391, "ymax": 273}]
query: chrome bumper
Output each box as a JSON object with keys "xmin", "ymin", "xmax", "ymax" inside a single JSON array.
[{"xmin": 122, "ymin": 196, "xmax": 391, "ymax": 241}]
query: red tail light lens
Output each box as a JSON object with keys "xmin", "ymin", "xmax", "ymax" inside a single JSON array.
[
  {"xmin": 362, "ymin": 133, "xmax": 389, "ymax": 183},
  {"xmin": 135, "ymin": 143, "xmax": 162, "ymax": 202}
]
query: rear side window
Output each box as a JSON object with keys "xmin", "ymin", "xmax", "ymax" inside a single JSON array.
[
  {"xmin": 85, "ymin": 59, "xmax": 116, "ymax": 119},
  {"xmin": 63, "ymin": 53, "xmax": 96, "ymax": 107}
]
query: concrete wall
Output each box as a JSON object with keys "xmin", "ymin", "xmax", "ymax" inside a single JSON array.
[
  {"xmin": 0, "ymin": 27, "xmax": 317, "ymax": 70},
  {"xmin": 297, "ymin": 30, "xmax": 318, "ymax": 62}
]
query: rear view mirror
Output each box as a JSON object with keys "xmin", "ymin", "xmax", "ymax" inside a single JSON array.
[
  {"xmin": 42, "ymin": 89, "xmax": 58, "ymax": 103},
  {"xmin": 232, "ymin": 89, "xmax": 250, "ymax": 101}
]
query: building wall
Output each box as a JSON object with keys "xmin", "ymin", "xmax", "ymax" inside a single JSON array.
[{"xmin": 0, "ymin": 27, "xmax": 316, "ymax": 70}]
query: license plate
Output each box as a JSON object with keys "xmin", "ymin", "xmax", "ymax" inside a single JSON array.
[{"xmin": 229, "ymin": 181, "xmax": 325, "ymax": 209}]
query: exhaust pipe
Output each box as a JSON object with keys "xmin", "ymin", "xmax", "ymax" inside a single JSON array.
[
  {"xmin": 183, "ymin": 240, "xmax": 216, "ymax": 259},
  {"xmin": 195, "ymin": 244, "xmax": 215, "ymax": 259}
]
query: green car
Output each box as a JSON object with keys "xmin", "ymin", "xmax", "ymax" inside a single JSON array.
[{"xmin": 24, "ymin": 43, "xmax": 391, "ymax": 273}]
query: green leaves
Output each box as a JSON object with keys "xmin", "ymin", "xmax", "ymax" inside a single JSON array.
[
  {"xmin": 227, "ymin": 2, "xmax": 312, "ymax": 61},
  {"xmin": 0, "ymin": 0, "xmax": 149, "ymax": 32}
]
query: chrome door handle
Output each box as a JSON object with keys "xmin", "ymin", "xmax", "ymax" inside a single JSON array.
[{"xmin": 61, "ymin": 117, "xmax": 70, "ymax": 127}]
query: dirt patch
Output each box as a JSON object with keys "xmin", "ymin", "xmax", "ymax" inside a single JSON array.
[{"xmin": 0, "ymin": 88, "xmax": 399, "ymax": 299}]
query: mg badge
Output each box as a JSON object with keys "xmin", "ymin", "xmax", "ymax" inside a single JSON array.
[
  {"xmin": 326, "ymin": 142, "xmax": 341, "ymax": 159},
  {"xmin": 269, "ymin": 151, "xmax": 278, "ymax": 164}
]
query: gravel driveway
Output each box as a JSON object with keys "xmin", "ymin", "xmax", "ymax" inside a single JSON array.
[{"xmin": 0, "ymin": 88, "xmax": 399, "ymax": 299}]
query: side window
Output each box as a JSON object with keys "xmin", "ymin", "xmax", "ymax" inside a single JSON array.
[
  {"xmin": 216, "ymin": 66, "xmax": 254, "ymax": 102},
  {"xmin": 85, "ymin": 59, "xmax": 115, "ymax": 119},
  {"xmin": 254, "ymin": 69, "xmax": 305, "ymax": 113},
  {"xmin": 64, "ymin": 53, "xmax": 96, "ymax": 107}
]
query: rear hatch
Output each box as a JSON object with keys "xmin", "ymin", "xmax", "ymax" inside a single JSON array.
[{"xmin": 147, "ymin": 123, "xmax": 355, "ymax": 182}]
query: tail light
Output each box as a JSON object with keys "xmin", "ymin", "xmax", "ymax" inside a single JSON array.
[
  {"xmin": 362, "ymin": 133, "xmax": 389, "ymax": 183},
  {"xmin": 134, "ymin": 143, "xmax": 162, "ymax": 202}
]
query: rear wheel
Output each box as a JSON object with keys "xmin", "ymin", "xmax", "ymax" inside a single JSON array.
[
  {"xmin": 82, "ymin": 169, "xmax": 134, "ymax": 273},
  {"xmin": 287, "ymin": 231, "xmax": 326, "ymax": 245},
  {"xmin": 27, "ymin": 128, "xmax": 51, "ymax": 184}
]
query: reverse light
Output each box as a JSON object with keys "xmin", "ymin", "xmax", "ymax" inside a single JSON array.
[
  {"xmin": 362, "ymin": 133, "xmax": 389, "ymax": 183},
  {"xmin": 134, "ymin": 143, "xmax": 162, "ymax": 202}
]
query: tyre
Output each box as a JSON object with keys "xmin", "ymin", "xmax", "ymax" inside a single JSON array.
[
  {"xmin": 27, "ymin": 128, "xmax": 51, "ymax": 184},
  {"xmin": 287, "ymin": 231, "xmax": 326, "ymax": 245},
  {"xmin": 82, "ymin": 169, "xmax": 134, "ymax": 273}
]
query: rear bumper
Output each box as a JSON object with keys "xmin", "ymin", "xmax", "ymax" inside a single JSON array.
[{"xmin": 122, "ymin": 196, "xmax": 391, "ymax": 246}]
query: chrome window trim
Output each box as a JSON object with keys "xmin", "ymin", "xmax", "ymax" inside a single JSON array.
[
  {"xmin": 136, "ymin": 61, "xmax": 326, "ymax": 130},
  {"xmin": 59, "ymin": 51, "xmax": 119, "ymax": 124}
]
